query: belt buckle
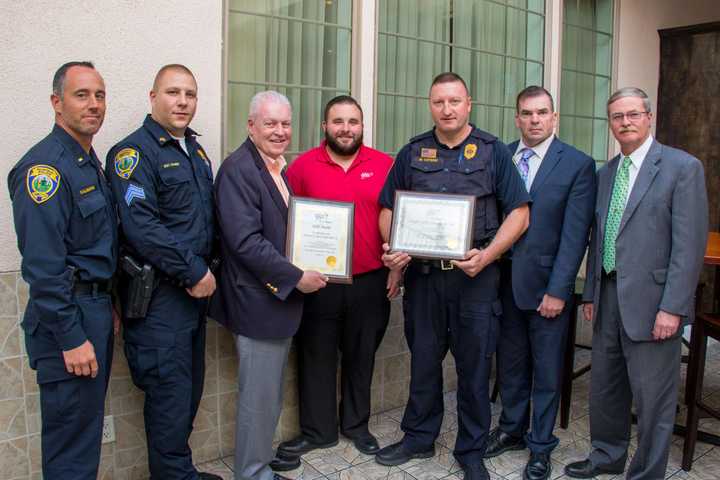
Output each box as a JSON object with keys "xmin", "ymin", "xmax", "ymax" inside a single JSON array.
[{"xmin": 440, "ymin": 259, "xmax": 454, "ymax": 271}]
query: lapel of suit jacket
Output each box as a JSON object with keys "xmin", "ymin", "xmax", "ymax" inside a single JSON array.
[
  {"xmin": 247, "ymin": 139, "xmax": 289, "ymax": 222},
  {"xmin": 530, "ymin": 137, "xmax": 563, "ymax": 195},
  {"xmin": 617, "ymin": 140, "xmax": 661, "ymax": 236}
]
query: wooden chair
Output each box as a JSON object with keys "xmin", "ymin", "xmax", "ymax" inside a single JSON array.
[{"xmin": 682, "ymin": 311, "xmax": 720, "ymax": 470}]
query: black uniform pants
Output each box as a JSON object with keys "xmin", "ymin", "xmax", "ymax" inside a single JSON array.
[
  {"xmin": 400, "ymin": 262, "xmax": 501, "ymax": 467},
  {"xmin": 298, "ymin": 268, "xmax": 390, "ymax": 442},
  {"xmin": 28, "ymin": 293, "xmax": 114, "ymax": 480},
  {"xmin": 123, "ymin": 282, "xmax": 206, "ymax": 480}
]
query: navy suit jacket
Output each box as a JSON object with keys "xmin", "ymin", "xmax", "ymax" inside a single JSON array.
[
  {"xmin": 210, "ymin": 138, "xmax": 304, "ymax": 339},
  {"xmin": 507, "ymin": 137, "xmax": 597, "ymax": 310}
]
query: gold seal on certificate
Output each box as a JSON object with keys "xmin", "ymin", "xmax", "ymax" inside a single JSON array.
[
  {"xmin": 286, "ymin": 197, "xmax": 354, "ymax": 283},
  {"xmin": 389, "ymin": 191, "xmax": 475, "ymax": 259}
]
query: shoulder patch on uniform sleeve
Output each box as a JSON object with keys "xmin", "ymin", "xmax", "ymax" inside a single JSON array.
[
  {"xmin": 124, "ymin": 183, "xmax": 146, "ymax": 206},
  {"xmin": 26, "ymin": 165, "xmax": 61, "ymax": 204},
  {"xmin": 114, "ymin": 148, "xmax": 140, "ymax": 179}
]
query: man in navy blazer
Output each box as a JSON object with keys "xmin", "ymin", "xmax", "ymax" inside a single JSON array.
[
  {"xmin": 485, "ymin": 86, "xmax": 596, "ymax": 480},
  {"xmin": 211, "ymin": 90, "xmax": 327, "ymax": 480}
]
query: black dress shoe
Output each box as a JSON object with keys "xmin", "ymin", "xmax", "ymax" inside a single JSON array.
[
  {"xmin": 375, "ymin": 441, "xmax": 435, "ymax": 466},
  {"xmin": 564, "ymin": 459, "xmax": 624, "ymax": 479},
  {"xmin": 484, "ymin": 428, "xmax": 526, "ymax": 458},
  {"xmin": 273, "ymin": 474, "xmax": 292, "ymax": 480},
  {"xmin": 277, "ymin": 435, "xmax": 339, "ymax": 457},
  {"xmin": 523, "ymin": 452, "xmax": 551, "ymax": 480},
  {"xmin": 269, "ymin": 454, "xmax": 302, "ymax": 472},
  {"xmin": 463, "ymin": 462, "xmax": 490, "ymax": 480},
  {"xmin": 198, "ymin": 473, "xmax": 224, "ymax": 480},
  {"xmin": 351, "ymin": 433, "xmax": 380, "ymax": 455}
]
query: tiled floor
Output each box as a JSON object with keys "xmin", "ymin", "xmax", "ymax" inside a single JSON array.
[{"xmin": 197, "ymin": 346, "xmax": 720, "ymax": 480}]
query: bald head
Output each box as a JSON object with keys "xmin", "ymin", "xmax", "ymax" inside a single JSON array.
[{"xmin": 152, "ymin": 64, "xmax": 196, "ymax": 92}]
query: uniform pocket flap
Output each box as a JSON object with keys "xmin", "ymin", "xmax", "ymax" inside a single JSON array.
[
  {"xmin": 652, "ymin": 268, "xmax": 668, "ymax": 284},
  {"xmin": 409, "ymin": 159, "xmax": 444, "ymax": 173},
  {"xmin": 77, "ymin": 193, "xmax": 107, "ymax": 218},
  {"xmin": 456, "ymin": 160, "xmax": 486, "ymax": 174},
  {"xmin": 158, "ymin": 167, "xmax": 191, "ymax": 185}
]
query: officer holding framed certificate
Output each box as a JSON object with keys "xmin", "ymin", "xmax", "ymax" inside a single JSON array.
[{"xmin": 376, "ymin": 73, "xmax": 530, "ymax": 480}]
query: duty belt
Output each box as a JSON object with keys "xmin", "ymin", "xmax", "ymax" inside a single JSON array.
[
  {"xmin": 73, "ymin": 280, "xmax": 112, "ymax": 296},
  {"xmin": 423, "ymin": 259, "xmax": 457, "ymax": 271},
  {"xmin": 414, "ymin": 237, "xmax": 494, "ymax": 272}
]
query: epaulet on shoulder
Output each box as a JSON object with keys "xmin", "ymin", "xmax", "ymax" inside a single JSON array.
[
  {"xmin": 408, "ymin": 130, "xmax": 434, "ymax": 144},
  {"xmin": 24, "ymin": 136, "xmax": 63, "ymax": 167},
  {"xmin": 112, "ymin": 125, "xmax": 151, "ymax": 153}
]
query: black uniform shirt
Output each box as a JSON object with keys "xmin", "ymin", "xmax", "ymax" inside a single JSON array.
[
  {"xmin": 8, "ymin": 125, "xmax": 118, "ymax": 350},
  {"xmin": 380, "ymin": 124, "xmax": 529, "ymax": 241},
  {"xmin": 105, "ymin": 115, "xmax": 214, "ymax": 288}
]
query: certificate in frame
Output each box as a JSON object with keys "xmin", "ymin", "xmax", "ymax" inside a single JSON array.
[
  {"xmin": 286, "ymin": 197, "xmax": 354, "ymax": 284},
  {"xmin": 389, "ymin": 190, "xmax": 475, "ymax": 260}
]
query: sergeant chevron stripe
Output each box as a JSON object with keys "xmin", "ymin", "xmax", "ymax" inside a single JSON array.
[{"xmin": 124, "ymin": 184, "xmax": 146, "ymax": 206}]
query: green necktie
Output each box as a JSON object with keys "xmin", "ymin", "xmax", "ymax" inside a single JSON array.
[{"xmin": 603, "ymin": 156, "xmax": 632, "ymax": 273}]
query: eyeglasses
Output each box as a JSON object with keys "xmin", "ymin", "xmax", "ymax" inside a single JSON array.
[{"xmin": 609, "ymin": 111, "xmax": 648, "ymax": 123}]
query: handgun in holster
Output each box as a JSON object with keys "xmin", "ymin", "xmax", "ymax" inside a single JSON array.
[{"xmin": 120, "ymin": 255, "xmax": 156, "ymax": 319}]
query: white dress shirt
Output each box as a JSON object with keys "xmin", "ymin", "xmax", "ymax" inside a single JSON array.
[
  {"xmin": 513, "ymin": 134, "xmax": 555, "ymax": 189},
  {"xmin": 622, "ymin": 134, "xmax": 654, "ymax": 207}
]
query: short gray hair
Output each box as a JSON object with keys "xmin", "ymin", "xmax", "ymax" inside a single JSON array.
[
  {"xmin": 607, "ymin": 87, "xmax": 652, "ymax": 113},
  {"xmin": 248, "ymin": 90, "xmax": 292, "ymax": 119}
]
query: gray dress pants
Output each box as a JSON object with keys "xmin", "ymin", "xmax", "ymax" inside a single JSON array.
[
  {"xmin": 589, "ymin": 275, "xmax": 681, "ymax": 480},
  {"xmin": 233, "ymin": 333, "xmax": 292, "ymax": 480}
]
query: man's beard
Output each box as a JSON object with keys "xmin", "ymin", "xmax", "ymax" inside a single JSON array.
[{"xmin": 325, "ymin": 131, "xmax": 363, "ymax": 156}]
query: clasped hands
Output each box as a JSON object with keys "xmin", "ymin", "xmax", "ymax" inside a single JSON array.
[
  {"xmin": 381, "ymin": 243, "xmax": 492, "ymax": 299},
  {"xmin": 381, "ymin": 243, "xmax": 490, "ymax": 277}
]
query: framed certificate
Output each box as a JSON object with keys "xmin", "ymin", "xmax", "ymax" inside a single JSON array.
[
  {"xmin": 286, "ymin": 197, "xmax": 354, "ymax": 284},
  {"xmin": 389, "ymin": 191, "xmax": 475, "ymax": 260}
]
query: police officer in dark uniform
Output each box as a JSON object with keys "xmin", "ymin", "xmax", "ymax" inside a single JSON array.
[
  {"xmin": 8, "ymin": 61, "xmax": 117, "ymax": 480},
  {"xmin": 105, "ymin": 64, "xmax": 220, "ymax": 480},
  {"xmin": 375, "ymin": 72, "xmax": 530, "ymax": 480}
]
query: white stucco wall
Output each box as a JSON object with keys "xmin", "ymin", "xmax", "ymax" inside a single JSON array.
[
  {"xmin": 0, "ymin": 0, "xmax": 223, "ymax": 272},
  {"xmin": 615, "ymin": 0, "xmax": 720, "ymax": 129}
]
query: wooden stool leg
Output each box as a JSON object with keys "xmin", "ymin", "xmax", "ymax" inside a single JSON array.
[
  {"xmin": 491, "ymin": 355, "xmax": 500, "ymax": 403},
  {"xmin": 560, "ymin": 298, "xmax": 579, "ymax": 429},
  {"xmin": 682, "ymin": 319, "xmax": 708, "ymax": 471},
  {"xmin": 685, "ymin": 283, "xmax": 704, "ymax": 404}
]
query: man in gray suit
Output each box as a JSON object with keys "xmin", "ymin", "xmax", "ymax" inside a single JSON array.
[{"xmin": 565, "ymin": 87, "xmax": 708, "ymax": 479}]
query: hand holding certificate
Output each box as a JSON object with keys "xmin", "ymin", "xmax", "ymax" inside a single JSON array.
[
  {"xmin": 286, "ymin": 197, "xmax": 354, "ymax": 283},
  {"xmin": 389, "ymin": 191, "xmax": 475, "ymax": 259}
]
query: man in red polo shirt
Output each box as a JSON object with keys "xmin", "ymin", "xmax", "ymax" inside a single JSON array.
[{"xmin": 276, "ymin": 95, "xmax": 398, "ymax": 463}]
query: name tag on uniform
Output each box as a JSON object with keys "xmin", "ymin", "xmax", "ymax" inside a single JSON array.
[
  {"xmin": 79, "ymin": 185, "xmax": 96, "ymax": 195},
  {"xmin": 162, "ymin": 162, "xmax": 180, "ymax": 169}
]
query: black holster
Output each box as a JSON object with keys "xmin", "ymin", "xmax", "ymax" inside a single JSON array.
[{"xmin": 120, "ymin": 254, "xmax": 156, "ymax": 319}]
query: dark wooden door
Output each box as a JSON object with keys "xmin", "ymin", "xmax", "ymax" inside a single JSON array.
[{"xmin": 657, "ymin": 22, "xmax": 720, "ymax": 311}]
